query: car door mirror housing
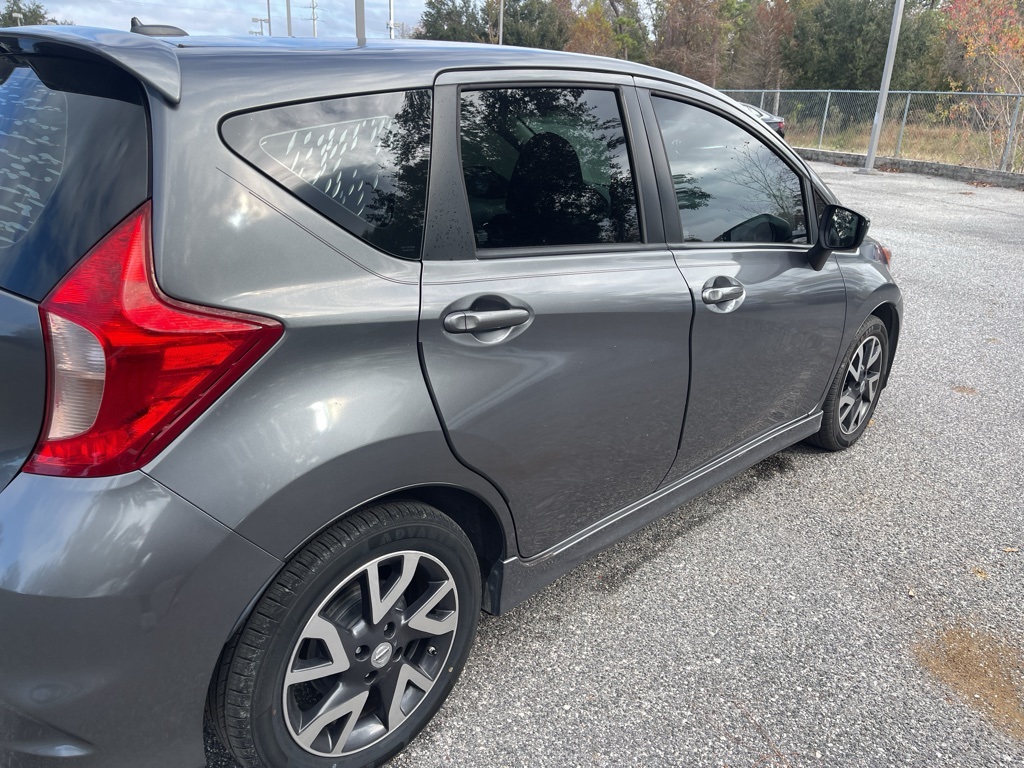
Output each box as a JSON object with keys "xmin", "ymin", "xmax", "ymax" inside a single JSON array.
[{"xmin": 809, "ymin": 205, "xmax": 870, "ymax": 271}]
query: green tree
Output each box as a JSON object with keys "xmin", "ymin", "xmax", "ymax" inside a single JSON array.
[
  {"xmin": 415, "ymin": 0, "xmax": 486, "ymax": 42},
  {"xmin": 417, "ymin": 0, "xmax": 569, "ymax": 49},
  {"xmin": 481, "ymin": 0, "xmax": 570, "ymax": 48},
  {"xmin": 785, "ymin": 0, "xmax": 947, "ymax": 90},
  {"xmin": 0, "ymin": 0, "xmax": 64, "ymax": 25}
]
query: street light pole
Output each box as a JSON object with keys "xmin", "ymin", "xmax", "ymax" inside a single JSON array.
[
  {"xmin": 388, "ymin": 0, "xmax": 394, "ymax": 39},
  {"xmin": 498, "ymin": 0, "xmax": 504, "ymax": 44},
  {"xmin": 266, "ymin": 0, "xmax": 272, "ymax": 35},
  {"xmin": 862, "ymin": 0, "xmax": 905, "ymax": 173},
  {"xmin": 355, "ymin": 0, "xmax": 365, "ymax": 41},
  {"xmin": 286, "ymin": 0, "xmax": 293, "ymax": 36}
]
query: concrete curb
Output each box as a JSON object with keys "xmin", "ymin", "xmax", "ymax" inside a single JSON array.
[{"xmin": 795, "ymin": 147, "xmax": 1024, "ymax": 190}]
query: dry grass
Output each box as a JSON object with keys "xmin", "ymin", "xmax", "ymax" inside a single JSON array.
[{"xmin": 787, "ymin": 121, "xmax": 1024, "ymax": 172}]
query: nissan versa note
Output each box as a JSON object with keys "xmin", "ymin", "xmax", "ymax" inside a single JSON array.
[{"xmin": 0, "ymin": 25, "xmax": 901, "ymax": 768}]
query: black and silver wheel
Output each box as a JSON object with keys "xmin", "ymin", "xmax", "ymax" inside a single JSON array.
[
  {"xmin": 810, "ymin": 315, "xmax": 889, "ymax": 451},
  {"xmin": 209, "ymin": 502, "xmax": 480, "ymax": 768}
]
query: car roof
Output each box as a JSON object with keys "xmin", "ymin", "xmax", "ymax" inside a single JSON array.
[{"xmin": 0, "ymin": 25, "xmax": 723, "ymax": 110}]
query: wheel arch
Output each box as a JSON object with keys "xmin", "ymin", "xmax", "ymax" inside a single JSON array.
[
  {"xmin": 224, "ymin": 482, "xmax": 512, "ymax": 647},
  {"xmin": 869, "ymin": 301, "xmax": 900, "ymax": 388}
]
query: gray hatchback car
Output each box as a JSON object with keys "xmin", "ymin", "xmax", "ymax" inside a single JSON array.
[{"xmin": 0, "ymin": 25, "xmax": 901, "ymax": 768}]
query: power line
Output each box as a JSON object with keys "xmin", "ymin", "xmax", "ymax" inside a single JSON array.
[{"xmin": 107, "ymin": 0, "xmax": 252, "ymax": 16}]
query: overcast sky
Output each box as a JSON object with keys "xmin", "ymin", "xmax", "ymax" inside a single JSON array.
[{"xmin": 46, "ymin": 0, "xmax": 429, "ymax": 38}]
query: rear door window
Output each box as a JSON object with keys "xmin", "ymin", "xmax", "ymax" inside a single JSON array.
[
  {"xmin": 0, "ymin": 56, "xmax": 149, "ymax": 301},
  {"xmin": 459, "ymin": 87, "xmax": 641, "ymax": 250},
  {"xmin": 221, "ymin": 90, "xmax": 432, "ymax": 260}
]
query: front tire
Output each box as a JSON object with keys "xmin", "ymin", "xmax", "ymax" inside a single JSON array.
[
  {"xmin": 209, "ymin": 501, "xmax": 480, "ymax": 768},
  {"xmin": 810, "ymin": 315, "xmax": 888, "ymax": 451}
]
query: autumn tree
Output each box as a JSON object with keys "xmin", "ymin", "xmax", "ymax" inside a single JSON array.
[
  {"xmin": 945, "ymin": 0, "xmax": 1024, "ymax": 168},
  {"xmin": 651, "ymin": 0, "xmax": 732, "ymax": 86},
  {"xmin": 565, "ymin": 0, "xmax": 618, "ymax": 56},
  {"xmin": 730, "ymin": 0, "xmax": 795, "ymax": 91},
  {"xmin": 946, "ymin": 0, "xmax": 1024, "ymax": 94},
  {"xmin": 564, "ymin": 0, "xmax": 648, "ymax": 60}
]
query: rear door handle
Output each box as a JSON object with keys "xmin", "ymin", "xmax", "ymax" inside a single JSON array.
[
  {"xmin": 444, "ymin": 308, "xmax": 531, "ymax": 333},
  {"xmin": 701, "ymin": 285, "xmax": 744, "ymax": 304}
]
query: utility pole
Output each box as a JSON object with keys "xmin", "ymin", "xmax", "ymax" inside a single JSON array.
[
  {"xmin": 498, "ymin": 0, "xmax": 504, "ymax": 44},
  {"xmin": 355, "ymin": 0, "xmax": 365, "ymax": 41},
  {"xmin": 286, "ymin": 0, "xmax": 293, "ymax": 35},
  {"xmin": 266, "ymin": 0, "xmax": 272, "ymax": 35},
  {"xmin": 388, "ymin": 0, "xmax": 395, "ymax": 39},
  {"xmin": 308, "ymin": 0, "xmax": 318, "ymax": 37},
  {"xmin": 861, "ymin": 0, "xmax": 905, "ymax": 173}
]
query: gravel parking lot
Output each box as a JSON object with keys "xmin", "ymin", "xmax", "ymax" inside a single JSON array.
[{"xmin": 206, "ymin": 163, "xmax": 1024, "ymax": 768}]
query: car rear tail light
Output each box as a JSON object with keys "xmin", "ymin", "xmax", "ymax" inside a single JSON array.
[{"xmin": 24, "ymin": 202, "xmax": 283, "ymax": 477}]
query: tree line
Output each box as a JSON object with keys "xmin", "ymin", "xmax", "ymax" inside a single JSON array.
[{"xmin": 415, "ymin": 0, "xmax": 1024, "ymax": 94}]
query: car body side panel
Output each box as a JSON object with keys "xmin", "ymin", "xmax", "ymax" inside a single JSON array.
[
  {"xmin": 835, "ymin": 248, "xmax": 904, "ymax": 380},
  {"xmin": 0, "ymin": 290, "xmax": 44, "ymax": 492},
  {"xmin": 0, "ymin": 471, "xmax": 281, "ymax": 768},
  {"xmin": 142, "ymin": 82, "xmax": 515, "ymax": 562},
  {"xmin": 420, "ymin": 253, "xmax": 692, "ymax": 558},
  {"xmin": 665, "ymin": 249, "xmax": 847, "ymax": 481}
]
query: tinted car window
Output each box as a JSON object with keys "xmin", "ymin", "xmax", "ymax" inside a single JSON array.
[
  {"xmin": 222, "ymin": 89, "xmax": 431, "ymax": 260},
  {"xmin": 651, "ymin": 96, "xmax": 807, "ymax": 245},
  {"xmin": 0, "ymin": 56, "xmax": 148, "ymax": 301},
  {"xmin": 460, "ymin": 87, "xmax": 640, "ymax": 250}
]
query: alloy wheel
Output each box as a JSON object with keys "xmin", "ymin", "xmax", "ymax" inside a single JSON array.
[
  {"xmin": 282, "ymin": 550, "xmax": 459, "ymax": 757},
  {"xmin": 838, "ymin": 335, "xmax": 883, "ymax": 435}
]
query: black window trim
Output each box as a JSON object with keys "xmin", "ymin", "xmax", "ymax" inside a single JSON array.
[
  {"xmin": 640, "ymin": 86, "xmax": 818, "ymax": 252},
  {"xmin": 446, "ymin": 78, "xmax": 658, "ymax": 261}
]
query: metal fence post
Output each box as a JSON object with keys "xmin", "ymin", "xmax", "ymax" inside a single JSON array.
[
  {"xmin": 818, "ymin": 91, "xmax": 831, "ymax": 149},
  {"xmin": 759, "ymin": 91, "xmax": 765, "ymax": 109},
  {"xmin": 1000, "ymin": 94, "xmax": 1023, "ymax": 172},
  {"xmin": 894, "ymin": 92, "xmax": 911, "ymax": 158}
]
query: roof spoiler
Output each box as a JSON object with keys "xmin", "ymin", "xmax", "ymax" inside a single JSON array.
[{"xmin": 0, "ymin": 26, "xmax": 181, "ymax": 104}]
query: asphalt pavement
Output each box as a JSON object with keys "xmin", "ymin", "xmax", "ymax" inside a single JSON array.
[{"xmin": 206, "ymin": 163, "xmax": 1024, "ymax": 767}]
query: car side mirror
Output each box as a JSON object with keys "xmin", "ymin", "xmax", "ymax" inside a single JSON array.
[{"xmin": 808, "ymin": 205, "xmax": 870, "ymax": 271}]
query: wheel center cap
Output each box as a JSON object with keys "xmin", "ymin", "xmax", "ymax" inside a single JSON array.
[{"xmin": 370, "ymin": 642, "xmax": 393, "ymax": 668}]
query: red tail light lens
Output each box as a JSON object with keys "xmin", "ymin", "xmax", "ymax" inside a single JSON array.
[{"xmin": 25, "ymin": 202, "xmax": 283, "ymax": 477}]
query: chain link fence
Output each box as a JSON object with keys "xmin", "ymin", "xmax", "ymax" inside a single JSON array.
[{"xmin": 722, "ymin": 89, "xmax": 1024, "ymax": 174}]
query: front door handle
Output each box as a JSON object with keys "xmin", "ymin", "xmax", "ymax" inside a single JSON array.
[
  {"xmin": 444, "ymin": 308, "xmax": 531, "ymax": 333},
  {"xmin": 702, "ymin": 285, "xmax": 744, "ymax": 304}
]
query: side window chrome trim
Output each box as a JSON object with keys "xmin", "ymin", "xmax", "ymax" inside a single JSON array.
[{"xmin": 476, "ymin": 242, "xmax": 662, "ymax": 261}]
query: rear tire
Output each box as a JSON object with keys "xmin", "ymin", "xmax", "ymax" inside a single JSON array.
[
  {"xmin": 809, "ymin": 315, "xmax": 888, "ymax": 451},
  {"xmin": 209, "ymin": 501, "xmax": 480, "ymax": 768}
]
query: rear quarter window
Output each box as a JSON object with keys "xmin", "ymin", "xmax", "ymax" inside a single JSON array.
[
  {"xmin": 0, "ymin": 56, "xmax": 149, "ymax": 301},
  {"xmin": 221, "ymin": 89, "xmax": 432, "ymax": 260}
]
